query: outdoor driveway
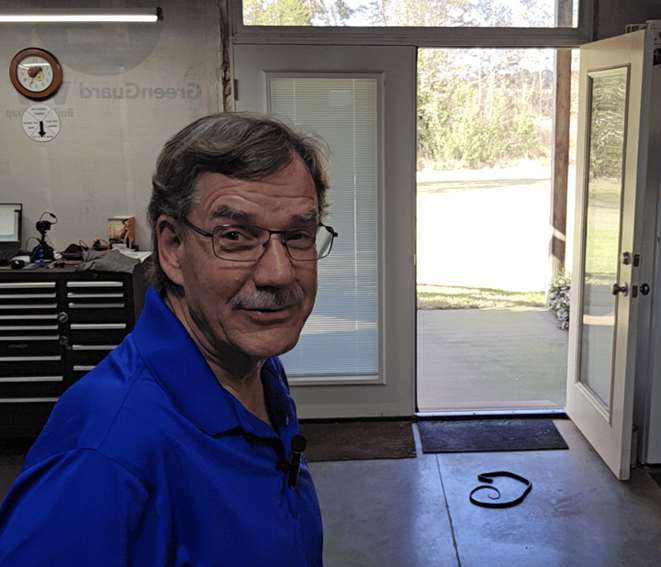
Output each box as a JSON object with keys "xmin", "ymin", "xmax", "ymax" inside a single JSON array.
[
  {"xmin": 417, "ymin": 164, "xmax": 575, "ymax": 291},
  {"xmin": 416, "ymin": 164, "xmax": 572, "ymax": 411}
]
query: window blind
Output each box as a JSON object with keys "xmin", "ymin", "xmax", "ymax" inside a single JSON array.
[{"xmin": 270, "ymin": 77, "xmax": 379, "ymax": 378}]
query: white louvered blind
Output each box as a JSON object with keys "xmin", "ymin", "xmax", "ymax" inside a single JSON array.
[{"xmin": 270, "ymin": 76, "xmax": 379, "ymax": 379}]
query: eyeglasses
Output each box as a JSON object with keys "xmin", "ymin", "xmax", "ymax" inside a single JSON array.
[{"xmin": 180, "ymin": 218, "xmax": 338, "ymax": 262}]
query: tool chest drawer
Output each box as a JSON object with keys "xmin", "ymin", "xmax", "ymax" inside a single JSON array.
[{"xmin": 0, "ymin": 264, "xmax": 147, "ymax": 437}]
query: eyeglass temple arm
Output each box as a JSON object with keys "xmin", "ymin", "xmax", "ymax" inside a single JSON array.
[{"xmin": 322, "ymin": 223, "xmax": 338, "ymax": 238}]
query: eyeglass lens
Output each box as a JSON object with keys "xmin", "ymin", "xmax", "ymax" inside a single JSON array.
[{"xmin": 212, "ymin": 224, "xmax": 334, "ymax": 261}]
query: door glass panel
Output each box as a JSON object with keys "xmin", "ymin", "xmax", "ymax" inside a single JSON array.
[
  {"xmin": 243, "ymin": 0, "xmax": 580, "ymax": 28},
  {"xmin": 270, "ymin": 76, "xmax": 379, "ymax": 380},
  {"xmin": 578, "ymin": 69, "xmax": 628, "ymax": 409}
]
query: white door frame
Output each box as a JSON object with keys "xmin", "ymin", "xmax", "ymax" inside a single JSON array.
[{"xmin": 232, "ymin": 45, "xmax": 416, "ymax": 418}]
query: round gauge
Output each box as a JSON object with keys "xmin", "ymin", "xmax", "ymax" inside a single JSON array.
[
  {"xmin": 9, "ymin": 48, "xmax": 63, "ymax": 101},
  {"xmin": 22, "ymin": 104, "xmax": 61, "ymax": 143}
]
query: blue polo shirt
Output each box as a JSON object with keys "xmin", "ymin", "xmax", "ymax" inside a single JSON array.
[{"xmin": 0, "ymin": 288, "xmax": 323, "ymax": 566}]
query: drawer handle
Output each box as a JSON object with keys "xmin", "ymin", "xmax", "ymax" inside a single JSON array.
[
  {"xmin": 67, "ymin": 281, "xmax": 123, "ymax": 288},
  {"xmin": 0, "ymin": 294, "xmax": 56, "ymax": 299},
  {"xmin": 0, "ymin": 335, "xmax": 59, "ymax": 341},
  {"xmin": 68, "ymin": 303, "xmax": 125, "ymax": 309},
  {"xmin": 0, "ymin": 356, "xmax": 61, "ymax": 362},
  {"xmin": 0, "ymin": 282, "xmax": 56, "ymax": 289},
  {"xmin": 0, "ymin": 314, "xmax": 58, "ymax": 320},
  {"xmin": 0, "ymin": 398, "xmax": 59, "ymax": 403},
  {"xmin": 0, "ymin": 304, "xmax": 58, "ymax": 310},
  {"xmin": 67, "ymin": 293, "xmax": 124, "ymax": 299},
  {"xmin": 1, "ymin": 326, "xmax": 58, "ymax": 331},
  {"xmin": 0, "ymin": 376, "xmax": 64, "ymax": 383},
  {"xmin": 70, "ymin": 323, "xmax": 126, "ymax": 330}
]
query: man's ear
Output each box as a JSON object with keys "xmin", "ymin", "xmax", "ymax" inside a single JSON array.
[{"xmin": 157, "ymin": 215, "xmax": 185, "ymax": 287}]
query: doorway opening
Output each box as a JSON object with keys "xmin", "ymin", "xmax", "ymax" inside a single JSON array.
[{"xmin": 416, "ymin": 47, "xmax": 578, "ymax": 413}]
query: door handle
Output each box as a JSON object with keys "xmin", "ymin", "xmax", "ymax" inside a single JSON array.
[{"xmin": 612, "ymin": 283, "xmax": 628, "ymax": 296}]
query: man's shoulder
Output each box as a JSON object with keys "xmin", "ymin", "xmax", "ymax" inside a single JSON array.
[{"xmin": 23, "ymin": 338, "xmax": 180, "ymax": 477}]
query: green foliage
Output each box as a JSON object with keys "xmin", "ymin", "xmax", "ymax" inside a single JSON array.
[
  {"xmin": 244, "ymin": 0, "xmax": 561, "ymax": 171},
  {"xmin": 417, "ymin": 49, "xmax": 552, "ymax": 169},
  {"xmin": 418, "ymin": 283, "xmax": 546, "ymax": 310},
  {"xmin": 548, "ymin": 272, "xmax": 570, "ymax": 330},
  {"xmin": 244, "ymin": 0, "xmax": 357, "ymax": 25},
  {"xmin": 243, "ymin": 0, "xmax": 313, "ymax": 25},
  {"xmin": 316, "ymin": 0, "xmax": 356, "ymax": 24}
]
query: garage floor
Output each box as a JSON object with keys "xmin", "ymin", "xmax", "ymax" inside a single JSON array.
[{"xmin": 310, "ymin": 419, "xmax": 661, "ymax": 567}]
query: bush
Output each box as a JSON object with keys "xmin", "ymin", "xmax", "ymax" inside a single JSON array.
[{"xmin": 548, "ymin": 273, "xmax": 570, "ymax": 330}]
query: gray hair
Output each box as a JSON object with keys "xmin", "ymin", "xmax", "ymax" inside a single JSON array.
[{"xmin": 147, "ymin": 112, "xmax": 330, "ymax": 294}]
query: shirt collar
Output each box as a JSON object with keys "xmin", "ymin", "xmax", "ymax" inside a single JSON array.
[{"xmin": 131, "ymin": 288, "xmax": 296, "ymax": 439}]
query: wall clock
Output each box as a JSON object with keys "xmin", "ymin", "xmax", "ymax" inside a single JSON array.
[{"xmin": 9, "ymin": 48, "xmax": 63, "ymax": 101}]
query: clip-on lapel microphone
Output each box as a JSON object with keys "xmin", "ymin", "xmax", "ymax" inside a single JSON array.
[{"xmin": 288, "ymin": 434, "xmax": 307, "ymax": 488}]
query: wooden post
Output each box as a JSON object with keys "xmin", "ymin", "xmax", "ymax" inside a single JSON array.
[
  {"xmin": 551, "ymin": 0, "xmax": 574, "ymax": 277},
  {"xmin": 551, "ymin": 49, "xmax": 571, "ymax": 277}
]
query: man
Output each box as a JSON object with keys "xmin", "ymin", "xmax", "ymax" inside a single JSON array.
[{"xmin": 0, "ymin": 113, "xmax": 337, "ymax": 566}]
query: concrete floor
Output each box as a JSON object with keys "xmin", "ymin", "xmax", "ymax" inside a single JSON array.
[
  {"xmin": 311, "ymin": 419, "xmax": 661, "ymax": 567},
  {"xmin": 2, "ymin": 419, "xmax": 661, "ymax": 565}
]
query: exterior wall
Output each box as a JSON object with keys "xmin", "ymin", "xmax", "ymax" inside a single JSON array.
[{"xmin": 0, "ymin": 0, "xmax": 220, "ymax": 253}]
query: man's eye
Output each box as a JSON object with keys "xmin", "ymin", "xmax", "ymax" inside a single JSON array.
[
  {"xmin": 217, "ymin": 227, "xmax": 257, "ymax": 243},
  {"xmin": 286, "ymin": 230, "xmax": 315, "ymax": 247},
  {"xmin": 222, "ymin": 231, "xmax": 244, "ymax": 242}
]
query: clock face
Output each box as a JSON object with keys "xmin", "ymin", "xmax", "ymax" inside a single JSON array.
[
  {"xmin": 17, "ymin": 55, "xmax": 53, "ymax": 92},
  {"xmin": 10, "ymin": 48, "xmax": 63, "ymax": 100}
]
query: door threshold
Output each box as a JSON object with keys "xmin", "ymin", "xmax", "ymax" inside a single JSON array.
[{"xmin": 416, "ymin": 408, "xmax": 568, "ymax": 420}]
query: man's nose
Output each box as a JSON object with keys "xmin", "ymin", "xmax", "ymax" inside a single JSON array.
[{"xmin": 252, "ymin": 236, "xmax": 296, "ymax": 286}]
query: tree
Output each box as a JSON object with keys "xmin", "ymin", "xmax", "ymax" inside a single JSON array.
[
  {"xmin": 244, "ymin": 0, "xmax": 357, "ymax": 25},
  {"xmin": 244, "ymin": 0, "xmax": 558, "ymax": 169},
  {"xmin": 312, "ymin": 0, "xmax": 357, "ymax": 25},
  {"xmin": 243, "ymin": 0, "xmax": 313, "ymax": 25}
]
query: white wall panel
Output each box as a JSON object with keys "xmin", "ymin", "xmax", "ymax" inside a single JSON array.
[{"xmin": 0, "ymin": 0, "xmax": 221, "ymax": 254}]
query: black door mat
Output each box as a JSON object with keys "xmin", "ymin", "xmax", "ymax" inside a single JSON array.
[
  {"xmin": 418, "ymin": 418, "xmax": 568, "ymax": 454},
  {"xmin": 298, "ymin": 420, "xmax": 416, "ymax": 462}
]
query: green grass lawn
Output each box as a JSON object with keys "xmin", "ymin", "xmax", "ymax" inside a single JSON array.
[{"xmin": 418, "ymin": 284, "xmax": 546, "ymax": 310}]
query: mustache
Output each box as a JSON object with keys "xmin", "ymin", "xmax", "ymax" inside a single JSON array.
[{"xmin": 233, "ymin": 287, "xmax": 305, "ymax": 310}]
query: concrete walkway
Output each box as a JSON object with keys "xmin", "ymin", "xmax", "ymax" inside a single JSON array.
[
  {"xmin": 416, "ymin": 164, "xmax": 570, "ymax": 412},
  {"xmin": 417, "ymin": 307, "xmax": 568, "ymax": 412}
]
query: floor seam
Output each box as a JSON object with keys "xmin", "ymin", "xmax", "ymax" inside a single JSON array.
[{"xmin": 436, "ymin": 455, "xmax": 463, "ymax": 567}]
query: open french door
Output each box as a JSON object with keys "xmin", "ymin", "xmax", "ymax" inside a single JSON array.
[
  {"xmin": 567, "ymin": 30, "xmax": 655, "ymax": 480},
  {"xmin": 232, "ymin": 45, "xmax": 416, "ymax": 419}
]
